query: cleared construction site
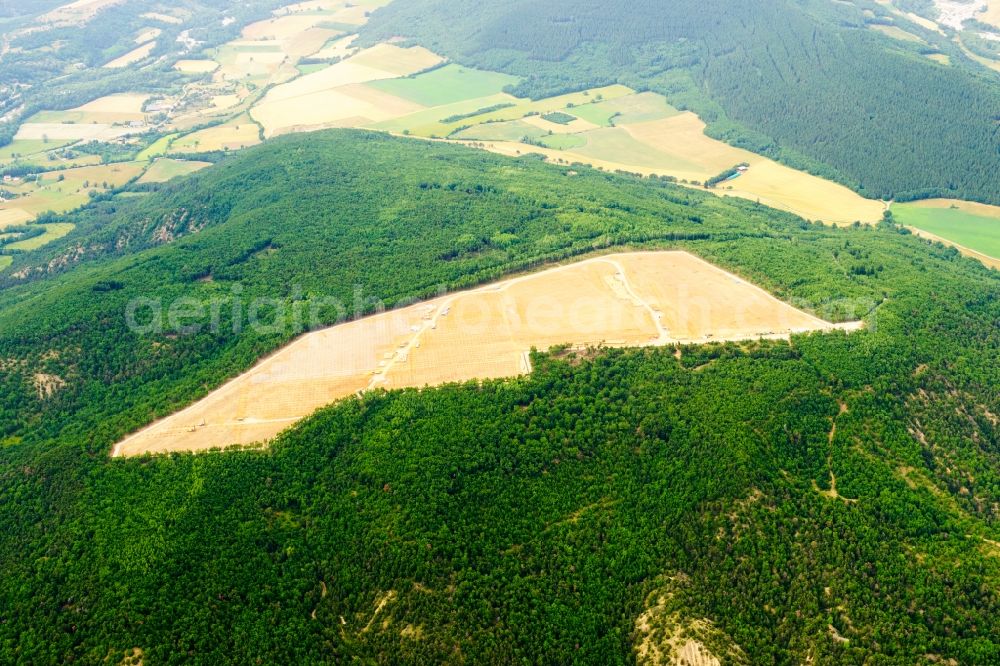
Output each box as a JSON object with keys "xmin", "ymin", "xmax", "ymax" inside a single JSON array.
[{"xmin": 113, "ymin": 251, "xmax": 860, "ymax": 457}]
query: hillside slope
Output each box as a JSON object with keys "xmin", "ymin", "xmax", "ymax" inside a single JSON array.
[
  {"xmin": 362, "ymin": 0, "xmax": 1000, "ymax": 205},
  {"xmin": 1, "ymin": 131, "xmax": 1000, "ymax": 663}
]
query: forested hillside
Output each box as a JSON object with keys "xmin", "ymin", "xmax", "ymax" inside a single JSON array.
[
  {"xmin": 1, "ymin": 131, "xmax": 1000, "ymax": 663},
  {"xmin": 362, "ymin": 0, "xmax": 1000, "ymax": 204}
]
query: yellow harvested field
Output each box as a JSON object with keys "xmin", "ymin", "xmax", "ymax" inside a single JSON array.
[
  {"xmin": 170, "ymin": 117, "xmax": 261, "ymax": 152},
  {"xmin": 0, "ymin": 209, "xmax": 33, "ymax": 230},
  {"xmin": 344, "ymin": 44, "xmax": 443, "ymax": 76},
  {"xmin": 78, "ymin": 93, "xmax": 147, "ymax": 114},
  {"xmin": 325, "ymin": 4, "xmax": 376, "ymax": 24},
  {"xmin": 236, "ymin": 12, "xmax": 342, "ymax": 58},
  {"xmin": 243, "ymin": 14, "xmax": 338, "ymax": 40},
  {"xmin": 175, "ymin": 59, "xmax": 220, "ymax": 73},
  {"xmin": 40, "ymin": 0, "xmax": 125, "ymax": 25},
  {"xmin": 0, "ymin": 162, "xmax": 145, "ymax": 222},
  {"xmin": 980, "ymin": 1, "xmax": 1000, "ymax": 29},
  {"xmin": 471, "ymin": 111, "xmax": 884, "ymax": 224},
  {"xmin": 15, "ymin": 123, "xmax": 133, "ymax": 141},
  {"xmin": 141, "ymin": 12, "xmax": 183, "ymax": 24},
  {"xmin": 212, "ymin": 94, "xmax": 242, "ymax": 110},
  {"xmin": 906, "ymin": 11, "xmax": 945, "ymax": 33},
  {"xmin": 902, "ymin": 198, "xmax": 1000, "ymax": 218},
  {"xmin": 27, "ymin": 93, "xmax": 149, "ymax": 126},
  {"xmin": 254, "ymin": 82, "xmax": 423, "ymax": 135},
  {"xmin": 310, "ymin": 34, "xmax": 359, "ymax": 60},
  {"xmin": 112, "ymin": 251, "xmax": 857, "ymax": 456},
  {"xmin": 135, "ymin": 27, "xmax": 162, "ymax": 44},
  {"xmin": 73, "ymin": 93, "xmax": 149, "ymax": 122},
  {"xmin": 104, "ymin": 41, "xmax": 156, "ymax": 68},
  {"xmin": 251, "ymin": 46, "xmax": 441, "ymax": 135},
  {"xmin": 213, "ymin": 41, "xmax": 297, "ymax": 82},
  {"xmin": 285, "ymin": 27, "xmax": 343, "ymax": 58}
]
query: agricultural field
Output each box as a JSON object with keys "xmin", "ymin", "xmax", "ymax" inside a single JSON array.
[
  {"xmin": 523, "ymin": 113, "xmax": 599, "ymax": 134},
  {"xmin": 133, "ymin": 27, "xmax": 162, "ymax": 44},
  {"xmin": 241, "ymin": 14, "xmax": 342, "ymax": 59},
  {"xmin": 212, "ymin": 40, "xmax": 293, "ymax": 82},
  {"xmin": 104, "ymin": 40, "xmax": 156, "ymax": 68},
  {"xmin": 169, "ymin": 115, "xmax": 261, "ymax": 152},
  {"xmin": 38, "ymin": 0, "xmax": 124, "ymax": 26},
  {"xmin": 981, "ymin": 0, "xmax": 1000, "ymax": 29},
  {"xmin": 15, "ymin": 122, "xmax": 139, "ymax": 143},
  {"xmin": 28, "ymin": 93, "xmax": 150, "ymax": 124},
  {"xmin": 135, "ymin": 133, "xmax": 177, "ymax": 160},
  {"xmin": 204, "ymin": 0, "xmax": 388, "ymax": 86},
  {"xmin": 0, "ymin": 256, "xmax": 10, "ymax": 271},
  {"xmin": 251, "ymin": 44, "xmax": 442, "ymax": 135},
  {"xmin": 136, "ymin": 158, "xmax": 211, "ymax": 183},
  {"xmin": 5, "ymin": 223, "xmax": 75, "ymax": 251},
  {"xmin": 310, "ymin": 33, "xmax": 358, "ymax": 59},
  {"xmin": 870, "ymin": 24, "xmax": 925, "ymax": 43},
  {"xmin": 894, "ymin": 199, "xmax": 1000, "ymax": 269},
  {"xmin": 367, "ymin": 64, "xmax": 519, "ymax": 106},
  {"xmin": 454, "ymin": 119, "xmax": 547, "ymax": 143},
  {"xmin": 537, "ymin": 134, "xmax": 587, "ymax": 149},
  {"xmin": 174, "ymin": 59, "xmax": 219, "ymax": 73},
  {"xmin": 141, "ymin": 11, "xmax": 182, "ymax": 24},
  {"xmin": 0, "ymin": 139, "xmax": 75, "ymax": 166},
  {"xmin": 373, "ymin": 92, "xmax": 515, "ymax": 135},
  {"xmin": 0, "ymin": 161, "xmax": 145, "ymax": 227},
  {"xmin": 457, "ymin": 104, "xmax": 885, "ymax": 224},
  {"xmin": 563, "ymin": 92, "xmax": 680, "ymax": 126},
  {"xmin": 380, "ymin": 84, "xmax": 632, "ymax": 138},
  {"xmin": 112, "ymin": 250, "xmax": 853, "ymax": 456},
  {"xmin": 572, "ymin": 126, "xmax": 702, "ymax": 172}
]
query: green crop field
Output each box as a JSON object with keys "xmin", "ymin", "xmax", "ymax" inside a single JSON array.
[
  {"xmin": 538, "ymin": 133, "xmax": 586, "ymax": 149},
  {"xmin": 0, "ymin": 139, "xmax": 73, "ymax": 164},
  {"xmin": 6, "ymin": 222, "xmax": 75, "ymax": 251},
  {"xmin": 136, "ymin": 133, "xmax": 177, "ymax": 161},
  {"xmin": 570, "ymin": 91, "xmax": 681, "ymax": 126},
  {"xmin": 571, "ymin": 127, "xmax": 700, "ymax": 171},
  {"xmin": 296, "ymin": 62, "xmax": 327, "ymax": 75},
  {"xmin": 0, "ymin": 255, "xmax": 10, "ymax": 271},
  {"xmin": 373, "ymin": 93, "xmax": 514, "ymax": 136},
  {"xmin": 453, "ymin": 119, "xmax": 545, "ymax": 142},
  {"xmin": 894, "ymin": 203, "xmax": 1000, "ymax": 260},
  {"xmin": 367, "ymin": 64, "xmax": 519, "ymax": 106}
]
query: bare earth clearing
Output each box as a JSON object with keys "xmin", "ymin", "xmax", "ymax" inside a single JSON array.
[{"xmin": 113, "ymin": 251, "xmax": 860, "ymax": 457}]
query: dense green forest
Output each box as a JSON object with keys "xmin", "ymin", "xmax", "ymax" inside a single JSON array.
[
  {"xmin": 1, "ymin": 131, "xmax": 1000, "ymax": 662},
  {"xmin": 362, "ymin": 0, "xmax": 1000, "ymax": 205}
]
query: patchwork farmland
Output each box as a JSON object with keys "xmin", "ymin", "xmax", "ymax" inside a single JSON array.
[{"xmin": 112, "ymin": 251, "xmax": 859, "ymax": 456}]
